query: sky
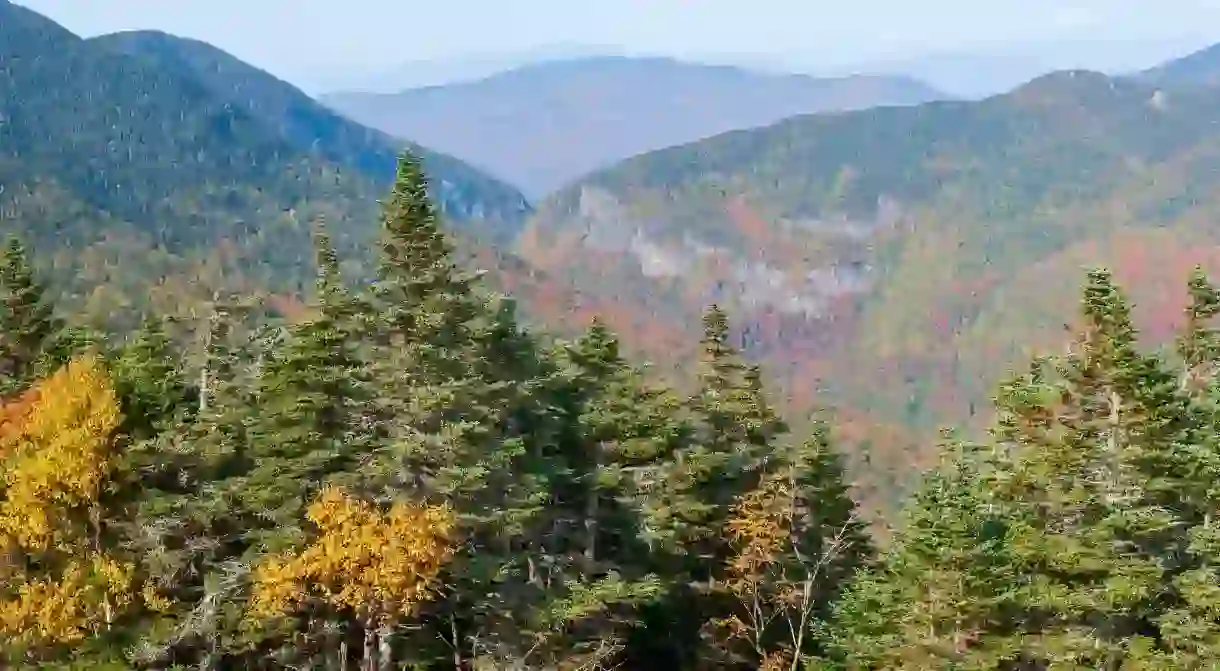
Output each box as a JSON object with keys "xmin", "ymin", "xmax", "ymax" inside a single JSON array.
[{"xmin": 16, "ymin": 0, "xmax": 1220, "ymax": 92}]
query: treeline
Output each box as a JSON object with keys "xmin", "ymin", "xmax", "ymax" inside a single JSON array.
[{"xmin": 5, "ymin": 155, "xmax": 1220, "ymax": 670}]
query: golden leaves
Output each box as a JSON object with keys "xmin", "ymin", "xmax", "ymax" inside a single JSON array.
[
  {"xmin": 723, "ymin": 475, "xmax": 794, "ymax": 593},
  {"xmin": 0, "ymin": 554, "xmax": 134, "ymax": 648},
  {"xmin": 0, "ymin": 356, "xmax": 137, "ymax": 655},
  {"xmin": 0, "ymin": 354, "xmax": 121, "ymax": 552},
  {"xmin": 250, "ymin": 485, "xmax": 457, "ymax": 626}
]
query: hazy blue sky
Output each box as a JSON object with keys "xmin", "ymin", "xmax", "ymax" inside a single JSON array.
[{"xmin": 17, "ymin": 0, "xmax": 1220, "ymax": 91}]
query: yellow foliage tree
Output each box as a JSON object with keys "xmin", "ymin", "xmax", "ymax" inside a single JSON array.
[
  {"xmin": 250, "ymin": 485, "xmax": 457, "ymax": 666},
  {"xmin": 0, "ymin": 355, "xmax": 138, "ymax": 656},
  {"xmin": 0, "ymin": 354, "xmax": 120, "ymax": 550}
]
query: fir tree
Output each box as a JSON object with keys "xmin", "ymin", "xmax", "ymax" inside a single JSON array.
[
  {"xmin": 828, "ymin": 437, "xmax": 1013, "ymax": 669},
  {"xmin": 239, "ymin": 225, "xmax": 375, "ymax": 554},
  {"xmin": 672, "ymin": 305, "xmax": 788, "ymax": 564},
  {"xmin": 362, "ymin": 153, "xmax": 566, "ymax": 668},
  {"xmin": 491, "ymin": 318, "xmax": 689, "ymax": 669},
  {"xmin": 831, "ymin": 269, "xmax": 1199, "ymax": 668},
  {"xmin": 706, "ymin": 422, "xmax": 873, "ymax": 670},
  {"xmin": 635, "ymin": 305, "xmax": 790, "ymax": 668},
  {"xmin": 0, "ymin": 237, "xmax": 61, "ymax": 394},
  {"xmin": 109, "ymin": 315, "xmax": 188, "ymax": 439}
]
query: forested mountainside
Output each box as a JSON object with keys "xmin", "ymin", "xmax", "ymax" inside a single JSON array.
[
  {"xmin": 321, "ymin": 56, "xmax": 946, "ymax": 198},
  {"xmin": 88, "ymin": 29, "xmax": 530, "ymax": 241},
  {"xmin": 518, "ymin": 63, "xmax": 1220, "ymax": 450},
  {"xmin": 0, "ymin": 0, "xmax": 532, "ymax": 331}
]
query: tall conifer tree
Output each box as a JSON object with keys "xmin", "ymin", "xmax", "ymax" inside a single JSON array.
[{"xmin": 0, "ymin": 237, "xmax": 61, "ymax": 394}]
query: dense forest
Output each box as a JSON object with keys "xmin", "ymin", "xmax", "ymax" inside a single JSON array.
[{"xmin": 5, "ymin": 153, "xmax": 1220, "ymax": 670}]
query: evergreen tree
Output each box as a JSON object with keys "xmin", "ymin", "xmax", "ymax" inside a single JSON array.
[
  {"xmin": 361, "ymin": 153, "xmax": 565, "ymax": 668},
  {"xmin": 667, "ymin": 305, "xmax": 788, "ymax": 561},
  {"xmin": 1143, "ymin": 267, "xmax": 1220, "ymax": 665},
  {"xmin": 109, "ymin": 315, "xmax": 189, "ymax": 439},
  {"xmin": 490, "ymin": 318, "xmax": 690, "ymax": 669},
  {"xmin": 635, "ymin": 305, "xmax": 790, "ymax": 668},
  {"xmin": 831, "ymin": 269, "xmax": 1199, "ymax": 668},
  {"xmin": 0, "ymin": 236, "xmax": 62, "ymax": 393},
  {"xmin": 239, "ymin": 225, "xmax": 374, "ymax": 554},
  {"xmin": 828, "ymin": 437, "xmax": 1013, "ymax": 669}
]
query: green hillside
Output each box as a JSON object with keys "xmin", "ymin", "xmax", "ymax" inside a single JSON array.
[
  {"xmin": 89, "ymin": 29, "xmax": 531, "ymax": 242},
  {"xmin": 518, "ymin": 66, "xmax": 1220, "ymax": 443},
  {"xmin": 0, "ymin": 1, "xmax": 532, "ymax": 328}
]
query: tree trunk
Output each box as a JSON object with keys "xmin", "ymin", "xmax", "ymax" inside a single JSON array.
[
  {"xmin": 363, "ymin": 625, "xmax": 376, "ymax": 671},
  {"xmin": 378, "ymin": 624, "xmax": 393, "ymax": 671},
  {"xmin": 583, "ymin": 441, "xmax": 605, "ymax": 577},
  {"xmin": 199, "ymin": 302, "xmax": 220, "ymax": 415},
  {"xmin": 450, "ymin": 613, "xmax": 464, "ymax": 670}
]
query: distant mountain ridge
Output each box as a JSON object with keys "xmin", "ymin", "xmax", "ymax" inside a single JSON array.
[
  {"xmin": 1136, "ymin": 40, "xmax": 1220, "ymax": 88},
  {"xmin": 323, "ymin": 44, "xmax": 628, "ymax": 92},
  {"xmin": 321, "ymin": 56, "xmax": 947, "ymax": 198}
]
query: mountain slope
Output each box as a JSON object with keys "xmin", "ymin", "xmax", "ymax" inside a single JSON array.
[
  {"xmin": 320, "ymin": 56, "xmax": 947, "ymax": 198},
  {"xmin": 88, "ymin": 29, "xmax": 531, "ymax": 241},
  {"xmin": 1136, "ymin": 40, "xmax": 1220, "ymax": 88},
  {"xmin": 0, "ymin": 1, "xmax": 540, "ymax": 329},
  {"xmin": 517, "ymin": 66, "xmax": 1220, "ymax": 450}
]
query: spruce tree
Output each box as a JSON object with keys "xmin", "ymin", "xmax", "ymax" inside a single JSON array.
[
  {"xmin": 110, "ymin": 314, "xmax": 188, "ymax": 439},
  {"xmin": 0, "ymin": 236, "xmax": 61, "ymax": 393},
  {"xmin": 671, "ymin": 305, "xmax": 788, "ymax": 564},
  {"xmin": 1143, "ymin": 267, "xmax": 1220, "ymax": 665},
  {"xmin": 493, "ymin": 318, "xmax": 689, "ymax": 669},
  {"xmin": 362, "ymin": 153, "xmax": 564, "ymax": 668},
  {"xmin": 633, "ymin": 305, "xmax": 789, "ymax": 668},
  {"xmin": 239, "ymin": 226, "xmax": 374, "ymax": 553},
  {"xmin": 705, "ymin": 422, "xmax": 873, "ymax": 669},
  {"xmin": 831, "ymin": 269, "xmax": 1198, "ymax": 668},
  {"xmin": 828, "ymin": 437, "xmax": 1014, "ymax": 669}
]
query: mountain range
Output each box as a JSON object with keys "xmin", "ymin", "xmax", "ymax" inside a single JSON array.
[
  {"xmin": 12, "ymin": 0, "xmax": 1220, "ymax": 509},
  {"xmin": 321, "ymin": 58, "xmax": 946, "ymax": 198},
  {"xmin": 515, "ymin": 53, "xmax": 1220, "ymax": 455}
]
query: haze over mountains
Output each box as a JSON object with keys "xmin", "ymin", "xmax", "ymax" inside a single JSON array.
[
  {"xmin": 321, "ymin": 58, "xmax": 946, "ymax": 197},
  {"xmin": 322, "ymin": 34, "xmax": 1212, "ymax": 101},
  {"xmin": 830, "ymin": 35, "xmax": 1216, "ymax": 98}
]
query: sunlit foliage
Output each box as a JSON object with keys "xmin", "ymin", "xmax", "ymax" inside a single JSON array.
[
  {"xmin": 249, "ymin": 485, "xmax": 457, "ymax": 627},
  {"xmin": 0, "ymin": 355, "xmax": 136, "ymax": 658}
]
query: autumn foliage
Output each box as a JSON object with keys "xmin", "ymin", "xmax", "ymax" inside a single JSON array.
[
  {"xmin": 249, "ymin": 485, "xmax": 457, "ymax": 627},
  {"xmin": 0, "ymin": 355, "xmax": 135, "ymax": 656}
]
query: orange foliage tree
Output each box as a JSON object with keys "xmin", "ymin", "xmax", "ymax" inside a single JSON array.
[
  {"xmin": 705, "ymin": 434, "xmax": 871, "ymax": 671},
  {"xmin": 0, "ymin": 355, "xmax": 142, "ymax": 659},
  {"xmin": 249, "ymin": 485, "xmax": 457, "ymax": 669}
]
